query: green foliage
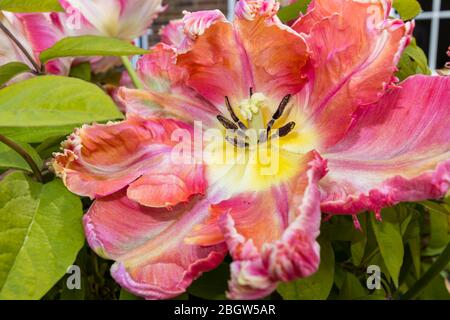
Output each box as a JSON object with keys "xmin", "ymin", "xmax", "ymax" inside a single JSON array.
[
  {"xmin": 427, "ymin": 210, "xmax": 449, "ymax": 254},
  {"xmin": 393, "ymin": 0, "xmax": 422, "ymax": 21},
  {"xmin": 0, "ymin": 62, "xmax": 30, "ymax": 87},
  {"xmin": 351, "ymin": 214, "xmax": 367, "ymax": 266},
  {"xmin": 0, "ymin": 139, "xmax": 42, "ymax": 172},
  {"xmin": 187, "ymin": 262, "xmax": 230, "ymax": 300},
  {"xmin": 338, "ymin": 272, "xmax": 367, "ymax": 300},
  {"xmin": 278, "ymin": 0, "xmax": 311, "ymax": 23},
  {"xmin": 277, "ymin": 237, "xmax": 335, "ymax": 300},
  {"xmin": 69, "ymin": 63, "xmax": 92, "ymax": 82},
  {"xmin": 370, "ymin": 208, "xmax": 407, "ymax": 288},
  {"xmin": 0, "ymin": 0, "xmax": 63, "ymax": 12},
  {"xmin": 397, "ymin": 39, "xmax": 431, "ymax": 80},
  {"xmin": 40, "ymin": 36, "xmax": 148, "ymax": 63},
  {"xmin": 0, "ymin": 76, "xmax": 123, "ymax": 142},
  {"xmin": 119, "ymin": 289, "xmax": 143, "ymax": 300},
  {"xmin": 0, "ymin": 172, "xmax": 84, "ymax": 299}
]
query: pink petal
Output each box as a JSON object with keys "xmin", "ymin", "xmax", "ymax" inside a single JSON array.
[
  {"xmin": 225, "ymin": 153, "xmax": 326, "ymax": 299},
  {"xmin": 0, "ymin": 13, "xmax": 70, "ymax": 78},
  {"xmin": 293, "ymin": 0, "xmax": 413, "ymax": 148},
  {"xmin": 159, "ymin": 19, "xmax": 185, "ymax": 48},
  {"xmin": 60, "ymin": 0, "xmax": 163, "ymax": 40},
  {"xmin": 118, "ymin": 44, "xmax": 219, "ymax": 124},
  {"xmin": 52, "ymin": 116, "xmax": 206, "ymax": 208},
  {"xmin": 320, "ymin": 75, "xmax": 450, "ymax": 215},
  {"xmin": 116, "ymin": 0, "xmax": 165, "ymax": 40},
  {"xmin": 18, "ymin": 13, "xmax": 72, "ymax": 75},
  {"xmin": 188, "ymin": 152, "xmax": 327, "ymax": 299},
  {"xmin": 84, "ymin": 191, "xmax": 227, "ymax": 299}
]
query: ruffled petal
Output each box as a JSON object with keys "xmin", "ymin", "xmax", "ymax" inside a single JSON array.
[
  {"xmin": 234, "ymin": 0, "xmax": 309, "ymax": 99},
  {"xmin": 52, "ymin": 116, "xmax": 206, "ymax": 208},
  {"xmin": 118, "ymin": 44, "xmax": 219, "ymax": 125},
  {"xmin": 293, "ymin": 0, "xmax": 413, "ymax": 148},
  {"xmin": 84, "ymin": 191, "xmax": 227, "ymax": 299},
  {"xmin": 176, "ymin": 10, "xmax": 252, "ymax": 108},
  {"xmin": 221, "ymin": 153, "xmax": 327, "ymax": 299},
  {"xmin": 320, "ymin": 75, "xmax": 450, "ymax": 215},
  {"xmin": 188, "ymin": 152, "xmax": 327, "ymax": 299},
  {"xmin": 159, "ymin": 19, "xmax": 185, "ymax": 48}
]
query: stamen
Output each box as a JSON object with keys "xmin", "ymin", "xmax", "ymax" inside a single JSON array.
[
  {"xmin": 249, "ymin": 87, "xmax": 254, "ymax": 97},
  {"xmin": 226, "ymin": 136, "xmax": 249, "ymax": 148},
  {"xmin": 271, "ymin": 121, "xmax": 296, "ymax": 139},
  {"xmin": 217, "ymin": 115, "xmax": 247, "ymax": 138},
  {"xmin": 266, "ymin": 94, "xmax": 292, "ymax": 138},
  {"xmin": 272, "ymin": 94, "xmax": 292, "ymax": 121},
  {"xmin": 225, "ymin": 96, "xmax": 247, "ymax": 130},
  {"xmin": 217, "ymin": 115, "xmax": 238, "ymax": 130}
]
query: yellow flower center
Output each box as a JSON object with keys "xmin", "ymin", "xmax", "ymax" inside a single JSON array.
[{"xmin": 205, "ymin": 91, "xmax": 319, "ymax": 197}]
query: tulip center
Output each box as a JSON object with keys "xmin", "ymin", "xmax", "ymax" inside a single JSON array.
[
  {"xmin": 204, "ymin": 90, "xmax": 318, "ymax": 196},
  {"xmin": 216, "ymin": 90, "xmax": 296, "ymax": 149}
]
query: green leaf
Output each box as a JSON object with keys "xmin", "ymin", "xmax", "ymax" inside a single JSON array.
[
  {"xmin": 36, "ymin": 136, "xmax": 65, "ymax": 160},
  {"xmin": 40, "ymin": 36, "xmax": 148, "ymax": 63},
  {"xmin": 338, "ymin": 272, "xmax": 367, "ymax": 300},
  {"xmin": 187, "ymin": 263, "xmax": 229, "ymax": 300},
  {"xmin": 393, "ymin": 0, "xmax": 422, "ymax": 20},
  {"xmin": 0, "ymin": 75, "xmax": 123, "ymax": 129},
  {"xmin": 0, "ymin": 126, "xmax": 75, "ymax": 144},
  {"xmin": 0, "ymin": 62, "xmax": 31, "ymax": 87},
  {"xmin": 428, "ymin": 211, "xmax": 449, "ymax": 250},
  {"xmin": 351, "ymin": 213, "xmax": 367, "ymax": 266},
  {"xmin": 403, "ymin": 214, "xmax": 421, "ymax": 277},
  {"xmin": 0, "ymin": 139, "xmax": 42, "ymax": 172},
  {"xmin": 0, "ymin": 172, "xmax": 84, "ymax": 299},
  {"xmin": 278, "ymin": 0, "xmax": 311, "ymax": 23},
  {"xmin": 0, "ymin": 0, "xmax": 63, "ymax": 12},
  {"xmin": 370, "ymin": 208, "xmax": 405, "ymax": 287},
  {"xmin": 418, "ymin": 264, "xmax": 450, "ymax": 300},
  {"xmin": 119, "ymin": 289, "xmax": 143, "ymax": 300},
  {"xmin": 421, "ymin": 201, "xmax": 450, "ymax": 217},
  {"xmin": 322, "ymin": 216, "xmax": 358, "ymax": 242},
  {"xmin": 69, "ymin": 62, "xmax": 92, "ymax": 82},
  {"xmin": 396, "ymin": 38, "xmax": 431, "ymax": 81},
  {"xmin": 277, "ymin": 238, "xmax": 334, "ymax": 300}
]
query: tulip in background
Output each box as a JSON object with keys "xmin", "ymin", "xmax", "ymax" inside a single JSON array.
[
  {"xmin": 58, "ymin": 0, "xmax": 165, "ymax": 72},
  {"xmin": 53, "ymin": 0, "xmax": 450, "ymax": 300},
  {"xmin": 0, "ymin": 11, "xmax": 71, "ymax": 83}
]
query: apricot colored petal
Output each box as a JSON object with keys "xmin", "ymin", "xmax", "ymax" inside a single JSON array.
[
  {"xmin": 234, "ymin": 0, "xmax": 309, "ymax": 99},
  {"xmin": 176, "ymin": 10, "xmax": 252, "ymax": 108},
  {"xmin": 53, "ymin": 116, "xmax": 206, "ymax": 208},
  {"xmin": 293, "ymin": 0, "xmax": 412, "ymax": 148}
]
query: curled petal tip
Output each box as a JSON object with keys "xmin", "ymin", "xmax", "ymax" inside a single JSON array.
[
  {"xmin": 235, "ymin": 0, "xmax": 281, "ymax": 21},
  {"xmin": 182, "ymin": 10, "xmax": 227, "ymax": 40}
]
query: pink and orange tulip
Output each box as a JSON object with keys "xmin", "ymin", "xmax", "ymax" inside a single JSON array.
[{"xmin": 53, "ymin": 0, "xmax": 450, "ymax": 299}]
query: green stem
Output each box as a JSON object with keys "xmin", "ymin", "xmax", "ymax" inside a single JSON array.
[
  {"xmin": 0, "ymin": 134, "xmax": 43, "ymax": 182},
  {"xmin": 0, "ymin": 20, "xmax": 43, "ymax": 74},
  {"xmin": 121, "ymin": 56, "xmax": 144, "ymax": 90},
  {"xmin": 400, "ymin": 243, "xmax": 450, "ymax": 300}
]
